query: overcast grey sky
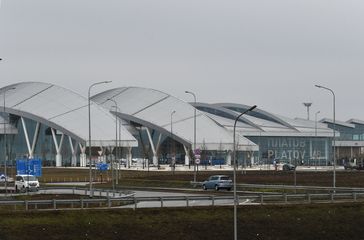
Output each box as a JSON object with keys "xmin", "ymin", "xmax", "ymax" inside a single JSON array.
[{"xmin": 1, "ymin": 0, "xmax": 364, "ymax": 121}]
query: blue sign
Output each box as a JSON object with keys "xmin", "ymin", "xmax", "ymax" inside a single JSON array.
[
  {"xmin": 200, "ymin": 159, "xmax": 224, "ymax": 166},
  {"xmin": 16, "ymin": 159, "xmax": 42, "ymax": 177},
  {"xmin": 96, "ymin": 163, "xmax": 109, "ymax": 171}
]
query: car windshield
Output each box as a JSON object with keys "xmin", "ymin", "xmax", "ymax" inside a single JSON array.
[
  {"xmin": 24, "ymin": 176, "xmax": 37, "ymax": 181},
  {"xmin": 220, "ymin": 176, "xmax": 230, "ymax": 180}
]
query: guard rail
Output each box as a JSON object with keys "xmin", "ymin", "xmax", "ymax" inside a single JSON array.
[{"xmin": 1, "ymin": 191, "xmax": 364, "ymax": 211}]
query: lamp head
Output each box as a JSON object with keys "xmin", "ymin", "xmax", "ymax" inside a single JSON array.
[
  {"xmin": 315, "ymin": 85, "xmax": 322, "ymax": 88},
  {"xmin": 303, "ymin": 102, "xmax": 312, "ymax": 107},
  {"xmin": 248, "ymin": 105, "xmax": 257, "ymax": 111}
]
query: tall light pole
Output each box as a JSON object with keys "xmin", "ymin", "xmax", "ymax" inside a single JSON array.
[
  {"xmin": 315, "ymin": 110, "xmax": 320, "ymax": 169},
  {"xmin": 106, "ymin": 98, "xmax": 118, "ymax": 190},
  {"xmin": 315, "ymin": 84, "xmax": 336, "ymax": 190},
  {"xmin": 88, "ymin": 81, "xmax": 112, "ymax": 197},
  {"xmin": 185, "ymin": 91, "xmax": 197, "ymax": 182},
  {"xmin": 303, "ymin": 102, "xmax": 312, "ymax": 120},
  {"xmin": 170, "ymin": 110, "xmax": 176, "ymax": 173},
  {"xmin": 3, "ymin": 86, "xmax": 16, "ymax": 196},
  {"xmin": 233, "ymin": 105, "xmax": 257, "ymax": 240}
]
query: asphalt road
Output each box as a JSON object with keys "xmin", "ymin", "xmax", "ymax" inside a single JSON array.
[{"xmin": 0, "ymin": 184, "xmax": 257, "ymax": 209}]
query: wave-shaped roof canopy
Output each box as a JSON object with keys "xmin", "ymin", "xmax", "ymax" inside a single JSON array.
[
  {"xmin": 195, "ymin": 103, "xmax": 335, "ymax": 137},
  {"xmin": 0, "ymin": 82, "xmax": 137, "ymax": 147},
  {"xmin": 92, "ymin": 87, "xmax": 258, "ymax": 151}
]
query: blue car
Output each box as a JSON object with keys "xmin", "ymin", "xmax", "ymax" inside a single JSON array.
[{"xmin": 202, "ymin": 175, "xmax": 233, "ymax": 191}]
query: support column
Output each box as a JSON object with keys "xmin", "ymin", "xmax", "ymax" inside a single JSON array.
[
  {"xmin": 155, "ymin": 133, "xmax": 162, "ymax": 151},
  {"xmin": 226, "ymin": 151, "xmax": 232, "ymax": 165},
  {"xmin": 145, "ymin": 128, "xmax": 158, "ymax": 166},
  {"xmin": 98, "ymin": 146, "xmax": 105, "ymax": 163},
  {"xmin": 51, "ymin": 128, "xmax": 64, "ymax": 167},
  {"xmin": 69, "ymin": 136, "xmax": 79, "ymax": 167},
  {"xmin": 127, "ymin": 147, "xmax": 132, "ymax": 168},
  {"xmin": 183, "ymin": 145, "xmax": 190, "ymax": 166},
  {"xmin": 309, "ymin": 140, "xmax": 313, "ymax": 166},
  {"xmin": 79, "ymin": 143, "xmax": 86, "ymax": 167},
  {"xmin": 155, "ymin": 133, "xmax": 163, "ymax": 166},
  {"xmin": 21, "ymin": 117, "xmax": 40, "ymax": 159},
  {"xmin": 325, "ymin": 140, "xmax": 332, "ymax": 166}
]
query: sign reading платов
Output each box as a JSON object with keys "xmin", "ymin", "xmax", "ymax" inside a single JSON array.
[{"xmin": 267, "ymin": 138, "xmax": 322, "ymax": 161}]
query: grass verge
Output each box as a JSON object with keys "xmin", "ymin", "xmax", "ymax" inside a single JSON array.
[{"xmin": 0, "ymin": 203, "xmax": 364, "ymax": 240}]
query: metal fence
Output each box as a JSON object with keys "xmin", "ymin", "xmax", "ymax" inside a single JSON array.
[
  {"xmin": 191, "ymin": 181, "xmax": 364, "ymax": 193},
  {"xmin": 236, "ymin": 183, "xmax": 364, "ymax": 193}
]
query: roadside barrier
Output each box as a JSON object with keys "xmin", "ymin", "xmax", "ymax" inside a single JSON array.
[
  {"xmin": 1, "ymin": 188, "xmax": 364, "ymax": 211},
  {"xmin": 191, "ymin": 182, "xmax": 364, "ymax": 193}
]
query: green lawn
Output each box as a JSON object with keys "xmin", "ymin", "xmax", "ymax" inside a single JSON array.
[{"xmin": 1, "ymin": 204, "xmax": 364, "ymax": 240}]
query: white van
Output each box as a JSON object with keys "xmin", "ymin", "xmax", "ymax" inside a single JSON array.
[{"xmin": 15, "ymin": 175, "xmax": 40, "ymax": 192}]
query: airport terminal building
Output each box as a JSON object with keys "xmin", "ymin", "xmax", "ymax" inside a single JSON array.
[
  {"xmin": 192, "ymin": 103, "xmax": 335, "ymax": 166},
  {"xmin": 1, "ymin": 82, "xmax": 363, "ymax": 169}
]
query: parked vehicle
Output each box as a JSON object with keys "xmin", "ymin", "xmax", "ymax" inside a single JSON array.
[
  {"xmin": 0, "ymin": 174, "xmax": 13, "ymax": 183},
  {"xmin": 344, "ymin": 162, "xmax": 364, "ymax": 170},
  {"xmin": 202, "ymin": 175, "xmax": 233, "ymax": 191},
  {"xmin": 282, "ymin": 163, "xmax": 296, "ymax": 171},
  {"xmin": 15, "ymin": 175, "xmax": 39, "ymax": 192}
]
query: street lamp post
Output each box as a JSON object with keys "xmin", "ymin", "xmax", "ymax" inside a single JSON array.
[
  {"xmin": 107, "ymin": 98, "xmax": 119, "ymax": 189},
  {"xmin": 315, "ymin": 111, "xmax": 320, "ymax": 169},
  {"xmin": 233, "ymin": 105, "xmax": 257, "ymax": 240},
  {"xmin": 315, "ymin": 84, "xmax": 336, "ymax": 190},
  {"xmin": 88, "ymin": 81, "xmax": 112, "ymax": 197},
  {"xmin": 3, "ymin": 87, "xmax": 16, "ymax": 196},
  {"xmin": 185, "ymin": 91, "xmax": 197, "ymax": 182},
  {"xmin": 170, "ymin": 110, "xmax": 176, "ymax": 174},
  {"xmin": 303, "ymin": 102, "xmax": 312, "ymax": 120},
  {"xmin": 107, "ymin": 98, "xmax": 120, "ymax": 188}
]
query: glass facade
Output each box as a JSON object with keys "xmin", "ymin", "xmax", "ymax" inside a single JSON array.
[
  {"xmin": 0, "ymin": 115, "xmax": 76, "ymax": 167},
  {"xmin": 324, "ymin": 122, "xmax": 364, "ymax": 163},
  {"xmin": 0, "ymin": 114, "xmax": 338, "ymax": 168},
  {"xmin": 247, "ymin": 136, "xmax": 332, "ymax": 166},
  {"xmin": 326, "ymin": 122, "xmax": 364, "ymax": 141},
  {"xmin": 1, "ymin": 117, "xmax": 334, "ymax": 168}
]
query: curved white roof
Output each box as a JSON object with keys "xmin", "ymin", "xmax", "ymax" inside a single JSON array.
[
  {"xmin": 92, "ymin": 87, "xmax": 258, "ymax": 151},
  {"xmin": 194, "ymin": 103, "xmax": 335, "ymax": 137},
  {"xmin": 347, "ymin": 119, "xmax": 364, "ymax": 125},
  {"xmin": 321, "ymin": 118, "xmax": 355, "ymax": 128},
  {"xmin": 0, "ymin": 82, "xmax": 137, "ymax": 147}
]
